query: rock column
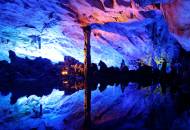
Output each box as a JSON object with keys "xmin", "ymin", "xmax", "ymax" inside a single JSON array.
[{"xmin": 82, "ymin": 25, "xmax": 91, "ymax": 130}]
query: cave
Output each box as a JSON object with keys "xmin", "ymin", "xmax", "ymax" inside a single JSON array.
[{"xmin": 0, "ymin": 0, "xmax": 190, "ymax": 130}]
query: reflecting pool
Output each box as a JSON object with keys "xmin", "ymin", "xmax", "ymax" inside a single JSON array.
[{"xmin": 0, "ymin": 81, "xmax": 190, "ymax": 130}]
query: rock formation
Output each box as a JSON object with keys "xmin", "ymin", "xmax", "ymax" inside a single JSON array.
[
  {"xmin": 0, "ymin": 0, "xmax": 187, "ymax": 68},
  {"xmin": 161, "ymin": 0, "xmax": 190, "ymax": 51}
]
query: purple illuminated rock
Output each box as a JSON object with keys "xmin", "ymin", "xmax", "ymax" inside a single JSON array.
[
  {"xmin": 0, "ymin": 0, "xmax": 182, "ymax": 69},
  {"xmin": 161, "ymin": 0, "xmax": 190, "ymax": 51}
]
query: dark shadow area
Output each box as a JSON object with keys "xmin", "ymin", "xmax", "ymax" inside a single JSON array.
[{"xmin": 0, "ymin": 50, "xmax": 189, "ymax": 104}]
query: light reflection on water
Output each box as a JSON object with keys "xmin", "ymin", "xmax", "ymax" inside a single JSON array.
[{"xmin": 0, "ymin": 82, "xmax": 190, "ymax": 130}]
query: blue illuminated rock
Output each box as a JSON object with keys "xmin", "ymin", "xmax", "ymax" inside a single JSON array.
[
  {"xmin": 161, "ymin": 0, "xmax": 190, "ymax": 51},
  {"xmin": 0, "ymin": 0, "xmax": 182, "ymax": 69}
]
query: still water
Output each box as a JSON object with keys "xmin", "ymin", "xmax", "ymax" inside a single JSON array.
[{"xmin": 0, "ymin": 81, "xmax": 190, "ymax": 130}]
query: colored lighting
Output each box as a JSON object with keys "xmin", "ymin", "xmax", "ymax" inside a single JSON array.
[{"xmin": 61, "ymin": 70, "xmax": 68, "ymax": 76}]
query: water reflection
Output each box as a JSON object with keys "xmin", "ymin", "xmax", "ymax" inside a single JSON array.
[
  {"xmin": 1, "ymin": 78, "xmax": 190, "ymax": 130},
  {"xmin": 84, "ymin": 79, "xmax": 91, "ymax": 130},
  {"xmin": 0, "ymin": 75, "xmax": 180, "ymax": 105}
]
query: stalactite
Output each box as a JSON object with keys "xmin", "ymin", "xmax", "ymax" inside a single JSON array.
[
  {"xmin": 113, "ymin": 0, "xmax": 117, "ymax": 8},
  {"xmin": 130, "ymin": 0, "xmax": 136, "ymax": 8},
  {"xmin": 83, "ymin": 26, "xmax": 91, "ymax": 79}
]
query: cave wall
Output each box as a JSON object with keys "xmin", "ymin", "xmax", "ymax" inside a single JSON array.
[
  {"xmin": 0, "ymin": 0, "xmax": 183, "ymax": 68},
  {"xmin": 161, "ymin": 0, "xmax": 190, "ymax": 51}
]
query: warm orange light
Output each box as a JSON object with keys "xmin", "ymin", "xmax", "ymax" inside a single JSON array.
[{"xmin": 61, "ymin": 70, "xmax": 68, "ymax": 75}]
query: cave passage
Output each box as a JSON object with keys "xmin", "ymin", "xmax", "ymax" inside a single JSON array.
[{"xmin": 1, "ymin": 0, "xmax": 190, "ymax": 129}]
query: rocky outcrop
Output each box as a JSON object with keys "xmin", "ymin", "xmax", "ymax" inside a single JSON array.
[
  {"xmin": 161, "ymin": 0, "xmax": 190, "ymax": 51},
  {"xmin": 0, "ymin": 0, "xmax": 182, "ymax": 68}
]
